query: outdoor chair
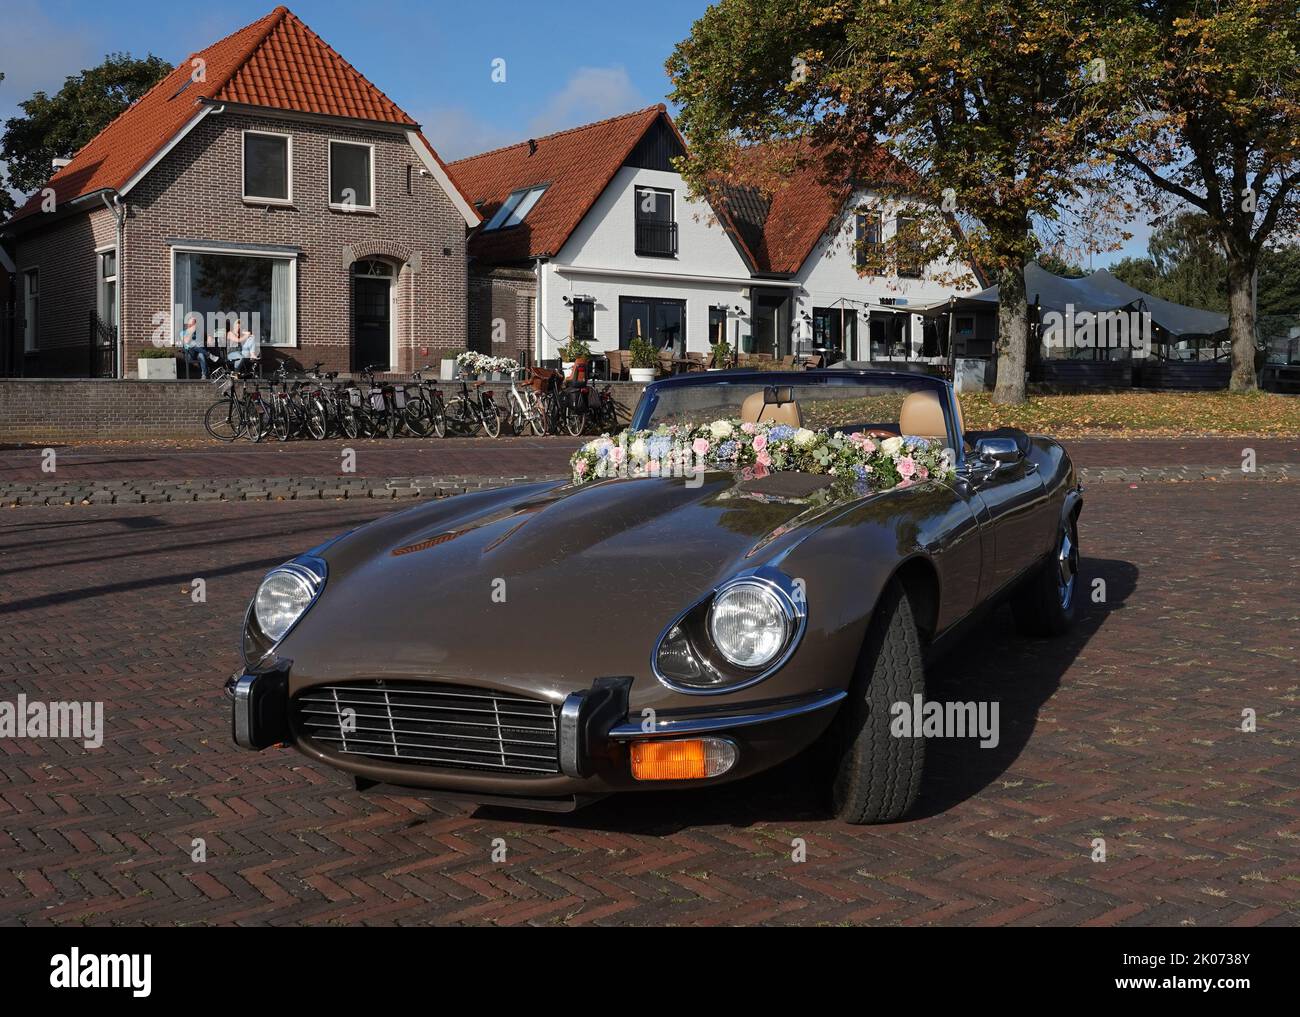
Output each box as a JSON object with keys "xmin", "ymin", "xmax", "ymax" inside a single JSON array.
[{"xmin": 605, "ymin": 349, "xmax": 627, "ymax": 380}]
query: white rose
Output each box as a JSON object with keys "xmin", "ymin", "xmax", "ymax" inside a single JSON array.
[
  {"xmin": 881, "ymin": 436, "xmax": 904, "ymax": 456},
  {"xmin": 793, "ymin": 428, "xmax": 817, "ymax": 446},
  {"xmin": 630, "ymin": 438, "xmax": 648, "ymax": 460},
  {"xmin": 709, "ymin": 420, "xmax": 734, "ymax": 439}
]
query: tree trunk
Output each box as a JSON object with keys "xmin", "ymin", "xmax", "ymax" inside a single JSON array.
[
  {"xmin": 992, "ymin": 263, "xmax": 1029, "ymax": 405},
  {"xmin": 1225, "ymin": 255, "xmax": 1258, "ymax": 392}
]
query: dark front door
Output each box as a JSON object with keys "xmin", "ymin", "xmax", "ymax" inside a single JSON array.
[
  {"xmin": 354, "ymin": 276, "xmax": 391, "ymax": 371},
  {"xmin": 751, "ymin": 292, "xmax": 790, "ymax": 357}
]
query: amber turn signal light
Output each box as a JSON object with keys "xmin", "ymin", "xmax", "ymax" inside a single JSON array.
[{"xmin": 629, "ymin": 737, "xmax": 737, "ymax": 781}]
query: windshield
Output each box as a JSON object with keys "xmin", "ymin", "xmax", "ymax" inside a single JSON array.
[{"xmin": 631, "ymin": 372, "xmax": 955, "ymax": 444}]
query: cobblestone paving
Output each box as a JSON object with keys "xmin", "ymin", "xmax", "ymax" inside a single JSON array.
[{"xmin": 0, "ymin": 483, "xmax": 1296, "ymax": 926}]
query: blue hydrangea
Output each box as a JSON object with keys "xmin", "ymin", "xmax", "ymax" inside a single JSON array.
[
  {"xmin": 768, "ymin": 424, "xmax": 797, "ymax": 441},
  {"xmin": 717, "ymin": 440, "xmax": 737, "ymax": 460}
]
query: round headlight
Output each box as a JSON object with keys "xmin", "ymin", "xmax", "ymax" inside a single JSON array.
[
  {"xmin": 254, "ymin": 569, "xmax": 315, "ymax": 642},
  {"xmin": 708, "ymin": 580, "xmax": 792, "ymax": 669}
]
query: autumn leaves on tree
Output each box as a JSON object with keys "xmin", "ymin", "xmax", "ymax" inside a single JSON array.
[{"xmin": 667, "ymin": 0, "xmax": 1300, "ymax": 402}]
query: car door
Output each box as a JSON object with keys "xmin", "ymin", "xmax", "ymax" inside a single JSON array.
[{"xmin": 966, "ymin": 454, "xmax": 1051, "ymax": 597}]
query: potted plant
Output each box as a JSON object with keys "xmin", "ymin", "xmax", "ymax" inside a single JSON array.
[
  {"xmin": 558, "ymin": 337, "xmax": 591, "ymax": 375},
  {"xmin": 137, "ymin": 345, "xmax": 178, "ymax": 380},
  {"xmin": 456, "ymin": 350, "xmax": 487, "ymax": 378},
  {"xmin": 629, "ymin": 338, "xmax": 658, "ymax": 383},
  {"xmin": 710, "ymin": 336, "xmax": 732, "ymax": 371}
]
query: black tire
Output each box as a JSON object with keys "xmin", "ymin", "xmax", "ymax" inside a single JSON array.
[
  {"xmin": 305, "ymin": 399, "xmax": 328, "ymax": 440},
  {"xmin": 203, "ymin": 399, "xmax": 243, "ymax": 442},
  {"xmin": 826, "ymin": 579, "xmax": 925, "ymax": 825},
  {"xmin": 564, "ymin": 404, "xmax": 586, "ymax": 437},
  {"xmin": 1011, "ymin": 515, "xmax": 1079, "ymax": 637},
  {"xmin": 479, "ymin": 399, "xmax": 501, "ymax": 438}
]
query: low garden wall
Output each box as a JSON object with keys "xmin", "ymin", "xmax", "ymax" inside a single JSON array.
[{"xmin": 0, "ymin": 378, "xmax": 649, "ymax": 441}]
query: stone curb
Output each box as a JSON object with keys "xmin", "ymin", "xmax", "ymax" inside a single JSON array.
[{"xmin": 1, "ymin": 464, "xmax": 1295, "ymax": 509}]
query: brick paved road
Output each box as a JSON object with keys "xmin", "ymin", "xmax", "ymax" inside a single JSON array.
[{"xmin": 0, "ymin": 482, "xmax": 1297, "ymax": 926}]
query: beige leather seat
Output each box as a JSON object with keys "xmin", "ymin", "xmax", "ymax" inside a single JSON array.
[
  {"xmin": 898, "ymin": 390, "xmax": 950, "ymax": 444},
  {"xmin": 740, "ymin": 390, "xmax": 802, "ymax": 427}
]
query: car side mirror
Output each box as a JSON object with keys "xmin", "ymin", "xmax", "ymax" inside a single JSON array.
[{"xmin": 974, "ymin": 436, "xmax": 1023, "ymax": 471}]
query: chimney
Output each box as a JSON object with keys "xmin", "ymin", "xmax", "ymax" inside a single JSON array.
[{"xmin": 527, "ymin": 139, "xmax": 537, "ymax": 156}]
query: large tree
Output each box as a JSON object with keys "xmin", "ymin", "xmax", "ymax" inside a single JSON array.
[
  {"xmin": 1, "ymin": 53, "xmax": 170, "ymax": 206},
  {"xmin": 1099, "ymin": 0, "xmax": 1300, "ymax": 390},
  {"xmin": 668, "ymin": 0, "xmax": 1119, "ymax": 404}
]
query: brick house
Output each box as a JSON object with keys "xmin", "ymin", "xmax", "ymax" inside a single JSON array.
[
  {"xmin": 451, "ymin": 105, "xmax": 982, "ymax": 369},
  {"xmin": 0, "ymin": 6, "xmax": 479, "ymax": 378}
]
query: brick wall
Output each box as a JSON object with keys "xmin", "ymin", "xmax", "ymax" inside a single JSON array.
[
  {"xmin": 469, "ymin": 266, "xmax": 537, "ymax": 363},
  {"xmin": 9, "ymin": 206, "xmax": 117, "ymax": 376},
  {"xmin": 123, "ymin": 109, "xmax": 469, "ymax": 376},
  {"xmin": 0, "ymin": 378, "xmax": 648, "ymax": 441}
]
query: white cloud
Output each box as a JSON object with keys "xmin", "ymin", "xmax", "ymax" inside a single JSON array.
[{"xmin": 527, "ymin": 66, "xmax": 644, "ymax": 136}]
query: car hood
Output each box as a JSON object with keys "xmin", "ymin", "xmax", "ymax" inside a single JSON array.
[{"xmin": 278, "ymin": 472, "xmax": 868, "ymax": 695}]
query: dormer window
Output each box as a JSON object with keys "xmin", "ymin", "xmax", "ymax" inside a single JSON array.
[{"xmin": 484, "ymin": 185, "xmax": 548, "ymax": 231}]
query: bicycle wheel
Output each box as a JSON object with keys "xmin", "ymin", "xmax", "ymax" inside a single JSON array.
[
  {"xmin": 429, "ymin": 395, "xmax": 447, "ymax": 438},
  {"xmin": 204, "ymin": 398, "xmax": 244, "ymax": 441},
  {"xmin": 563, "ymin": 403, "xmax": 586, "ymax": 436},
  {"xmin": 305, "ymin": 398, "xmax": 329, "ymax": 440},
  {"xmin": 444, "ymin": 396, "xmax": 472, "ymax": 434},
  {"xmin": 479, "ymin": 399, "xmax": 501, "ymax": 438},
  {"xmin": 272, "ymin": 400, "xmax": 292, "ymax": 442},
  {"xmin": 403, "ymin": 397, "xmax": 433, "ymax": 438}
]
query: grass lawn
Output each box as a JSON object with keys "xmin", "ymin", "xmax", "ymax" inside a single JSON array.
[{"xmin": 958, "ymin": 390, "xmax": 1300, "ymax": 437}]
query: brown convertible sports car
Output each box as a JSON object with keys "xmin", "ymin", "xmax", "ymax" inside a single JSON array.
[{"xmin": 228, "ymin": 370, "xmax": 1082, "ymax": 824}]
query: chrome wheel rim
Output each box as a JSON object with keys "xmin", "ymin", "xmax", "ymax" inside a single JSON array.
[{"xmin": 1057, "ymin": 528, "xmax": 1078, "ymax": 609}]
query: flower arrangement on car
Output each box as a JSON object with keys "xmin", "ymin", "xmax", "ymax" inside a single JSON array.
[{"xmin": 569, "ymin": 418, "xmax": 955, "ymax": 491}]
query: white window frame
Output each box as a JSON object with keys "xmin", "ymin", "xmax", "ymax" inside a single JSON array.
[
  {"xmin": 170, "ymin": 245, "xmax": 299, "ymax": 348},
  {"xmin": 241, "ymin": 129, "xmax": 293, "ymax": 205},
  {"xmin": 22, "ymin": 267, "xmax": 38, "ymax": 353},
  {"xmin": 328, "ymin": 140, "xmax": 376, "ymax": 212},
  {"xmin": 96, "ymin": 246, "xmax": 118, "ymax": 326}
]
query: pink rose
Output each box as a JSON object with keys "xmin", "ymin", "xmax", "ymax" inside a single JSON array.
[
  {"xmin": 897, "ymin": 456, "xmax": 916, "ymax": 479},
  {"xmin": 917, "ymin": 465, "xmax": 929, "ymax": 479},
  {"xmin": 741, "ymin": 422, "xmax": 756, "ymax": 434},
  {"xmin": 753, "ymin": 462, "xmax": 770, "ymax": 479},
  {"xmin": 693, "ymin": 437, "xmax": 710, "ymax": 456},
  {"xmin": 610, "ymin": 446, "xmax": 625, "ymax": 465},
  {"xmin": 575, "ymin": 459, "xmax": 587, "ymax": 476},
  {"xmin": 752, "ymin": 434, "xmax": 767, "ymax": 452},
  {"xmin": 756, "ymin": 450, "xmax": 772, "ymax": 467},
  {"xmin": 863, "ymin": 440, "xmax": 876, "ymax": 454}
]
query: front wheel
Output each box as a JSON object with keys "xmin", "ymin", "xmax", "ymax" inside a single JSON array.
[
  {"xmin": 825, "ymin": 579, "xmax": 925, "ymax": 825},
  {"xmin": 1011, "ymin": 516, "xmax": 1079, "ymax": 637},
  {"xmin": 479, "ymin": 399, "xmax": 501, "ymax": 438},
  {"xmin": 204, "ymin": 399, "xmax": 243, "ymax": 441}
]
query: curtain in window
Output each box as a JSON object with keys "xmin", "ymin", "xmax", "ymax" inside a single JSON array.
[
  {"xmin": 271, "ymin": 258, "xmax": 291, "ymax": 344},
  {"xmin": 173, "ymin": 252, "xmax": 193, "ymax": 342}
]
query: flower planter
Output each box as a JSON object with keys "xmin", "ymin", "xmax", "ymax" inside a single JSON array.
[
  {"xmin": 137, "ymin": 358, "xmax": 177, "ymax": 380},
  {"xmin": 629, "ymin": 367, "xmax": 656, "ymax": 383}
]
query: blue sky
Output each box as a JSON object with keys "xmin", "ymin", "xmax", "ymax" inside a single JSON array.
[{"xmin": 0, "ymin": 0, "xmax": 1150, "ymax": 262}]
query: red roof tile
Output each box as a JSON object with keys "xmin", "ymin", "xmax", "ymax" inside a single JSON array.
[
  {"xmin": 450, "ymin": 106, "xmax": 668, "ymax": 263},
  {"xmin": 8, "ymin": 7, "xmax": 470, "ymax": 223},
  {"xmin": 721, "ymin": 140, "xmax": 918, "ymax": 276}
]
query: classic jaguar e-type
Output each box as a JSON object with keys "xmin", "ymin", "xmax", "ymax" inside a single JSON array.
[{"xmin": 228, "ymin": 370, "xmax": 1081, "ymax": 824}]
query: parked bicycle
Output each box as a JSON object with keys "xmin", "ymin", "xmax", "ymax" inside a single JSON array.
[{"xmin": 444, "ymin": 377, "xmax": 501, "ymax": 438}]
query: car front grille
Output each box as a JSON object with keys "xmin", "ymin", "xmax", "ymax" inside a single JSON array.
[{"xmin": 294, "ymin": 681, "xmax": 560, "ymax": 775}]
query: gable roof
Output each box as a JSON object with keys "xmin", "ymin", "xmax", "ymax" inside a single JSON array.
[
  {"xmin": 7, "ymin": 6, "xmax": 476, "ymax": 225},
  {"xmin": 450, "ymin": 106, "xmax": 671, "ymax": 264},
  {"xmin": 720, "ymin": 141, "xmax": 919, "ymax": 276}
]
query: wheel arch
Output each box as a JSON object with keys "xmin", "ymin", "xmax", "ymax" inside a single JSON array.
[{"xmin": 890, "ymin": 554, "xmax": 941, "ymax": 644}]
